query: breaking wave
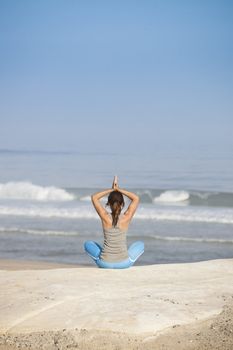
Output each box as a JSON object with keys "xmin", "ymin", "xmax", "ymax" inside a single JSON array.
[
  {"xmin": 0, "ymin": 182, "xmax": 75, "ymax": 201},
  {"xmin": 153, "ymin": 190, "xmax": 190, "ymax": 203}
]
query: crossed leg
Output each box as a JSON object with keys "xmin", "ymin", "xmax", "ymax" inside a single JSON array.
[
  {"xmin": 84, "ymin": 241, "xmax": 102, "ymax": 260},
  {"xmin": 128, "ymin": 241, "xmax": 145, "ymax": 262},
  {"xmin": 84, "ymin": 240, "xmax": 144, "ymax": 266}
]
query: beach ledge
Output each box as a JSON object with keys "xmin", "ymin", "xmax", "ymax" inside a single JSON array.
[{"xmin": 0, "ymin": 259, "xmax": 233, "ymax": 350}]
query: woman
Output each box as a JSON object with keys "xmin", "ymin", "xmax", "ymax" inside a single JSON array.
[{"xmin": 84, "ymin": 176, "xmax": 144, "ymax": 269}]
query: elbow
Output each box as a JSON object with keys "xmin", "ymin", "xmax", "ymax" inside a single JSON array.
[{"xmin": 91, "ymin": 194, "xmax": 99, "ymax": 204}]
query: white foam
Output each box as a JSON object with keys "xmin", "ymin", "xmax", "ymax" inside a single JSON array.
[
  {"xmin": 0, "ymin": 182, "xmax": 75, "ymax": 201},
  {"xmin": 135, "ymin": 207, "xmax": 233, "ymax": 224},
  {"xmin": 0, "ymin": 227, "xmax": 80, "ymax": 236},
  {"xmin": 80, "ymin": 195, "xmax": 92, "ymax": 202},
  {"xmin": 0, "ymin": 205, "xmax": 98, "ymax": 218},
  {"xmin": 0, "ymin": 204, "xmax": 233, "ymax": 224},
  {"xmin": 147, "ymin": 235, "xmax": 233, "ymax": 244},
  {"xmin": 153, "ymin": 190, "xmax": 190, "ymax": 203},
  {"xmin": 80, "ymin": 196, "xmax": 106, "ymax": 203},
  {"xmin": 1, "ymin": 226, "xmax": 232, "ymax": 244}
]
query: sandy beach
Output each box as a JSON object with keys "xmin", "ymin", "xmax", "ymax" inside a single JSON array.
[
  {"xmin": 0, "ymin": 259, "xmax": 81, "ymax": 271},
  {"xmin": 0, "ymin": 258, "xmax": 233, "ymax": 349}
]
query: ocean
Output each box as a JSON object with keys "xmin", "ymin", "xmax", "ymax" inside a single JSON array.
[{"xmin": 0, "ymin": 149, "xmax": 233, "ymax": 266}]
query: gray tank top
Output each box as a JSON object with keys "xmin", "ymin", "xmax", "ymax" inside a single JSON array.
[{"xmin": 100, "ymin": 225, "xmax": 128, "ymax": 262}]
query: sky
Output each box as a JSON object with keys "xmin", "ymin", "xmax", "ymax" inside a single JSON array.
[{"xmin": 0, "ymin": 0, "xmax": 232, "ymax": 154}]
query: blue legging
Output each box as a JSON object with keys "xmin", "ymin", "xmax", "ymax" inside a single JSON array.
[{"xmin": 84, "ymin": 240, "xmax": 144, "ymax": 269}]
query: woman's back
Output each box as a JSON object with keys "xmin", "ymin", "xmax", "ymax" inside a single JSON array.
[
  {"xmin": 84, "ymin": 178, "xmax": 144, "ymax": 268},
  {"xmin": 100, "ymin": 224, "xmax": 129, "ymax": 262}
]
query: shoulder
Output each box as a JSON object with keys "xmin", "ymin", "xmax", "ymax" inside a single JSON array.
[
  {"xmin": 116, "ymin": 214, "xmax": 129, "ymax": 231},
  {"xmin": 102, "ymin": 213, "xmax": 113, "ymax": 229}
]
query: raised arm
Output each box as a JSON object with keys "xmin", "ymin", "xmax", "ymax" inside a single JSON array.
[
  {"xmin": 91, "ymin": 176, "xmax": 119, "ymax": 222},
  {"xmin": 118, "ymin": 188, "xmax": 139, "ymax": 222},
  {"xmin": 91, "ymin": 188, "xmax": 113, "ymax": 222}
]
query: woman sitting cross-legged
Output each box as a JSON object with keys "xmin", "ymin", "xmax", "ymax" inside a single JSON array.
[{"xmin": 84, "ymin": 176, "xmax": 144, "ymax": 269}]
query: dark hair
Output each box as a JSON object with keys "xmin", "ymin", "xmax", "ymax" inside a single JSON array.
[{"xmin": 106, "ymin": 191, "xmax": 125, "ymax": 227}]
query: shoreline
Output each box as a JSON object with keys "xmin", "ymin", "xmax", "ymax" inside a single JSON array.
[
  {"xmin": 1, "ymin": 258, "xmax": 233, "ymax": 349},
  {"xmin": 0, "ymin": 259, "xmax": 86, "ymax": 271}
]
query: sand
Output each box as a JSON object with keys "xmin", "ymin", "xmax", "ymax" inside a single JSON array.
[
  {"xmin": 0, "ymin": 259, "xmax": 79, "ymax": 271},
  {"xmin": 0, "ymin": 258, "xmax": 233, "ymax": 349}
]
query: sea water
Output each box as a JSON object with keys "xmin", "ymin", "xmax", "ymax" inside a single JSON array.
[{"xmin": 0, "ymin": 149, "xmax": 232, "ymax": 266}]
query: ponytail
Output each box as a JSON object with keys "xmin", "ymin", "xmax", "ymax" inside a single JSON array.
[
  {"xmin": 111, "ymin": 201, "xmax": 122, "ymax": 227},
  {"xmin": 106, "ymin": 190, "xmax": 125, "ymax": 227}
]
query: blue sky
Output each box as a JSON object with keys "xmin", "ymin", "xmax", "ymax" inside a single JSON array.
[{"xmin": 0, "ymin": 0, "xmax": 232, "ymax": 153}]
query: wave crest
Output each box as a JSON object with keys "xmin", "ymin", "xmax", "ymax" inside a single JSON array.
[
  {"xmin": 0, "ymin": 182, "xmax": 74, "ymax": 201},
  {"xmin": 153, "ymin": 190, "xmax": 190, "ymax": 203}
]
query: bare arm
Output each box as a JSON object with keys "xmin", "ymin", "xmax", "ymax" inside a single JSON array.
[
  {"xmin": 91, "ymin": 188, "xmax": 113, "ymax": 222},
  {"xmin": 91, "ymin": 176, "xmax": 118, "ymax": 222},
  {"xmin": 118, "ymin": 188, "xmax": 139, "ymax": 221}
]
